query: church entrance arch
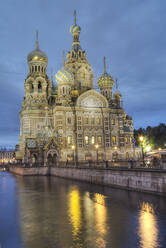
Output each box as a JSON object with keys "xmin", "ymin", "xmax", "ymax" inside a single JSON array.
[{"xmin": 47, "ymin": 150, "xmax": 58, "ymax": 166}]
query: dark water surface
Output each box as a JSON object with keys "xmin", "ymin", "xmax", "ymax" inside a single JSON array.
[{"xmin": 0, "ymin": 172, "xmax": 166, "ymax": 248}]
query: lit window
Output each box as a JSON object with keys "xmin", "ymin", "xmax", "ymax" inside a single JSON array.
[
  {"xmin": 91, "ymin": 136, "xmax": 95, "ymax": 144},
  {"xmin": 98, "ymin": 136, "xmax": 102, "ymax": 144},
  {"xmin": 130, "ymin": 137, "xmax": 132, "ymax": 143},
  {"xmin": 125, "ymin": 137, "xmax": 128, "ymax": 144},
  {"xmin": 67, "ymin": 136, "xmax": 72, "ymax": 145},
  {"xmin": 85, "ymin": 136, "xmax": 89, "ymax": 144},
  {"xmin": 112, "ymin": 136, "xmax": 116, "ymax": 145},
  {"xmin": 112, "ymin": 119, "xmax": 115, "ymax": 125}
]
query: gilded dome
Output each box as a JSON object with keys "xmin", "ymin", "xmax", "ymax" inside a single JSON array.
[
  {"xmin": 55, "ymin": 66, "xmax": 73, "ymax": 85},
  {"xmin": 28, "ymin": 48, "xmax": 47, "ymax": 63},
  {"xmin": 97, "ymin": 72, "xmax": 114, "ymax": 88}
]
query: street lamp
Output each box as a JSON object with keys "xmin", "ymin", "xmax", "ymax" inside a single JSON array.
[
  {"xmin": 95, "ymin": 144, "xmax": 99, "ymax": 162},
  {"xmin": 72, "ymin": 145, "xmax": 76, "ymax": 167},
  {"xmin": 139, "ymin": 136, "xmax": 145, "ymax": 166}
]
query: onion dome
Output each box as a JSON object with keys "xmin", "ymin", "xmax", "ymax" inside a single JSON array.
[
  {"xmin": 28, "ymin": 49, "xmax": 47, "ymax": 63},
  {"xmin": 70, "ymin": 24, "xmax": 81, "ymax": 35},
  {"xmin": 27, "ymin": 31, "xmax": 47, "ymax": 63},
  {"xmin": 98, "ymin": 72, "xmax": 114, "ymax": 88},
  {"xmin": 98, "ymin": 57, "xmax": 114, "ymax": 88},
  {"xmin": 55, "ymin": 66, "xmax": 73, "ymax": 85}
]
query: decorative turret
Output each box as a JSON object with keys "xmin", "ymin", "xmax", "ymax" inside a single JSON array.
[
  {"xmin": 98, "ymin": 57, "xmax": 114, "ymax": 100},
  {"xmin": 27, "ymin": 31, "xmax": 48, "ymax": 75}
]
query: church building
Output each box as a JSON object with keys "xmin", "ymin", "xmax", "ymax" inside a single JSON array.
[{"xmin": 15, "ymin": 12, "xmax": 136, "ymax": 165}]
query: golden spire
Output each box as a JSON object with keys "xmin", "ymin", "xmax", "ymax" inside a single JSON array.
[
  {"xmin": 36, "ymin": 30, "xmax": 39, "ymax": 50},
  {"xmin": 104, "ymin": 56, "xmax": 106, "ymax": 73},
  {"xmin": 63, "ymin": 50, "xmax": 65, "ymax": 66},
  {"xmin": 74, "ymin": 10, "xmax": 77, "ymax": 25}
]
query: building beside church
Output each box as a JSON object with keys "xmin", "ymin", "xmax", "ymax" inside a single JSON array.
[{"xmin": 15, "ymin": 13, "xmax": 138, "ymax": 165}]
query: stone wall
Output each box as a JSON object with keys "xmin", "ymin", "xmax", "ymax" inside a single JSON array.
[{"xmin": 9, "ymin": 166, "xmax": 166, "ymax": 195}]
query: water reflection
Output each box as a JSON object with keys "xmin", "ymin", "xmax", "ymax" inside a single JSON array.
[
  {"xmin": 94, "ymin": 193, "xmax": 107, "ymax": 248},
  {"xmin": 1, "ymin": 174, "xmax": 166, "ymax": 248},
  {"xmin": 139, "ymin": 202, "xmax": 159, "ymax": 248},
  {"xmin": 68, "ymin": 188, "xmax": 82, "ymax": 237}
]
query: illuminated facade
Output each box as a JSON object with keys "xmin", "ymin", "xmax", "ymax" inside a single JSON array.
[{"xmin": 16, "ymin": 12, "xmax": 136, "ymax": 165}]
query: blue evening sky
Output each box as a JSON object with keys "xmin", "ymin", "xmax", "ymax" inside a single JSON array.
[{"xmin": 0, "ymin": 0, "xmax": 165, "ymax": 146}]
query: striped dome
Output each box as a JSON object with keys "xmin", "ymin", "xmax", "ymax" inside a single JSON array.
[
  {"xmin": 70, "ymin": 24, "xmax": 81, "ymax": 35},
  {"xmin": 97, "ymin": 72, "xmax": 114, "ymax": 88},
  {"xmin": 55, "ymin": 67, "xmax": 73, "ymax": 85}
]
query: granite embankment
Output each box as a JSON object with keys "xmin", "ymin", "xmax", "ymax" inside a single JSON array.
[{"xmin": 9, "ymin": 166, "xmax": 166, "ymax": 195}]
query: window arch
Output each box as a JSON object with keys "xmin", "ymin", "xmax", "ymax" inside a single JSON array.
[
  {"xmin": 63, "ymin": 87, "xmax": 65, "ymax": 95},
  {"xmin": 91, "ymin": 136, "xmax": 95, "ymax": 144},
  {"xmin": 35, "ymin": 66, "xmax": 37, "ymax": 72},
  {"xmin": 30, "ymin": 83, "xmax": 34, "ymax": 93},
  {"xmin": 85, "ymin": 136, "xmax": 89, "ymax": 145},
  {"xmin": 41, "ymin": 67, "xmax": 43, "ymax": 72},
  {"xmin": 38, "ymin": 82, "xmax": 42, "ymax": 93},
  {"xmin": 32, "ymin": 66, "xmax": 34, "ymax": 73},
  {"xmin": 38, "ymin": 66, "xmax": 40, "ymax": 72}
]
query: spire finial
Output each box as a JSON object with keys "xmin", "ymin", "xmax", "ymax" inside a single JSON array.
[
  {"xmin": 36, "ymin": 30, "xmax": 39, "ymax": 49},
  {"xmin": 104, "ymin": 56, "xmax": 106, "ymax": 73},
  {"xmin": 63, "ymin": 50, "xmax": 65, "ymax": 66},
  {"xmin": 74, "ymin": 10, "xmax": 77, "ymax": 25},
  {"xmin": 115, "ymin": 78, "xmax": 119, "ymax": 91},
  {"xmin": 51, "ymin": 68, "xmax": 53, "ymax": 82}
]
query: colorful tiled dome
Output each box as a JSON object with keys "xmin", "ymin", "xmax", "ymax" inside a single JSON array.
[
  {"xmin": 70, "ymin": 24, "xmax": 81, "ymax": 35},
  {"xmin": 55, "ymin": 66, "xmax": 73, "ymax": 85},
  {"xmin": 97, "ymin": 72, "xmax": 114, "ymax": 88}
]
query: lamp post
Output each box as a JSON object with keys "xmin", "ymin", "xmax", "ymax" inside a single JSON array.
[
  {"xmin": 95, "ymin": 144, "xmax": 99, "ymax": 163},
  {"xmin": 139, "ymin": 136, "xmax": 145, "ymax": 166},
  {"xmin": 72, "ymin": 145, "xmax": 76, "ymax": 167}
]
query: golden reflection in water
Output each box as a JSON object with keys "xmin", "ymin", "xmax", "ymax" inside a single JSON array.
[
  {"xmin": 94, "ymin": 193, "xmax": 107, "ymax": 248},
  {"xmin": 69, "ymin": 188, "xmax": 82, "ymax": 237},
  {"xmin": 139, "ymin": 202, "xmax": 159, "ymax": 248}
]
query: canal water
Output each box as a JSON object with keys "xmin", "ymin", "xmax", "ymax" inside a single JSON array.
[{"xmin": 0, "ymin": 172, "xmax": 166, "ymax": 248}]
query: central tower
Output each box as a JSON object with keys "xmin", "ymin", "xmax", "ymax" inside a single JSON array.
[{"xmin": 65, "ymin": 11, "xmax": 94, "ymax": 93}]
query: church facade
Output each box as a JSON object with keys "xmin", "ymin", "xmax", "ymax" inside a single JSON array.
[{"xmin": 16, "ymin": 14, "xmax": 138, "ymax": 165}]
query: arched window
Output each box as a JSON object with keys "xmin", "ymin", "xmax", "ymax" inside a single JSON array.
[
  {"xmin": 125, "ymin": 137, "xmax": 128, "ymax": 144},
  {"xmin": 85, "ymin": 136, "xmax": 89, "ymax": 145},
  {"xmin": 98, "ymin": 136, "xmax": 102, "ymax": 144},
  {"xmin": 112, "ymin": 136, "xmax": 116, "ymax": 145},
  {"xmin": 35, "ymin": 66, "xmax": 37, "ymax": 72},
  {"xmin": 32, "ymin": 66, "xmax": 34, "ymax": 73},
  {"xmin": 63, "ymin": 87, "xmax": 65, "ymax": 95},
  {"xmin": 41, "ymin": 67, "xmax": 43, "ymax": 72},
  {"xmin": 38, "ymin": 66, "xmax": 40, "ymax": 72},
  {"xmin": 38, "ymin": 82, "xmax": 42, "ymax": 93},
  {"xmin": 67, "ymin": 136, "xmax": 72, "ymax": 145},
  {"xmin": 91, "ymin": 136, "xmax": 95, "ymax": 144}
]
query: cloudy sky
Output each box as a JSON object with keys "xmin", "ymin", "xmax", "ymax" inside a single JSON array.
[{"xmin": 0, "ymin": 0, "xmax": 165, "ymax": 146}]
